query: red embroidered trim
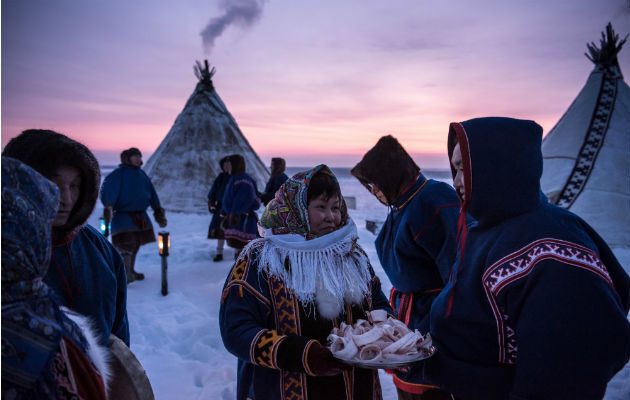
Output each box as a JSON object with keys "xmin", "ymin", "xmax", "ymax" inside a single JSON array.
[
  {"xmin": 392, "ymin": 375, "xmax": 439, "ymax": 394},
  {"xmin": 482, "ymin": 238, "xmax": 612, "ymax": 363}
]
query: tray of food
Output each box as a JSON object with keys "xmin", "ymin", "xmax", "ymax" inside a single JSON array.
[{"xmin": 327, "ymin": 309, "xmax": 436, "ymax": 369}]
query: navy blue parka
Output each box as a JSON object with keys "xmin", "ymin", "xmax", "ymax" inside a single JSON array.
[{"xmin": 426, "ymin": 117, "xmax": 630, "ymax": 399}]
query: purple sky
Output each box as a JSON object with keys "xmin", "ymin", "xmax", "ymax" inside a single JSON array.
[{"xmin": 2, "ymin": 0, "xmax": 629, "ymax": 168}]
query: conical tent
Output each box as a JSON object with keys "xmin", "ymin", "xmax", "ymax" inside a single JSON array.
[
  {"xmin": 541, "ymin": 24, "xmax": 629, "ymax": 249},
  {"xmin": 145, "ymin": 61, "xmax": 270, "ymax": 214}
]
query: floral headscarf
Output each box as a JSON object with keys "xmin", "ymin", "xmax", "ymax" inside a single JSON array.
[
  {"xmin": 2, "ymin": 157, "xmax": 59, "ymax": 291},
  {"xmin": 260, "ymin": 164, "xmax": 348, "ymax": 239},
  {"xmin": 244, "ymin": 165, "xmax": 373, "ymax": 319}
]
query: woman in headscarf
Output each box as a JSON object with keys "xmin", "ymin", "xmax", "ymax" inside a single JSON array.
[
  {"xmin": 2, "ymin": 157, "xmax": 109, "ymax": 399},
  {"xmin": 220, "ymin": 165, "xmax": 393, "ymax": 400}
]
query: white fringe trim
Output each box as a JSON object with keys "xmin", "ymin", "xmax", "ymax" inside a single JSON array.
[{"xmin": 239, "ymin": 219, "xmax": 372, "ymax": 319}]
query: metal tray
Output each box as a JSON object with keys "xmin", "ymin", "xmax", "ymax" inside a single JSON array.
[{"xmin": 334, "ymin": 345, "xmax": 436, "ymax": 369}]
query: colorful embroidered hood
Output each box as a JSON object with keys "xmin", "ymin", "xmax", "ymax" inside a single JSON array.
[
  {"xmin": 260, "ymin": 164, "xmax": 348, "ymax": 238},
  {"xmin": 2, "ymin": 157, "xmax": 59, "ymax": 293}
]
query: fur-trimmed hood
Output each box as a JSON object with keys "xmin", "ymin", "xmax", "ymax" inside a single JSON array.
[
  {"xmin": 2, "ymin": 130, "xmax": 101, "ymax": 240},
  {"xmin": 351, "ymin": 135, "xmax": 419, "ymax": 205}
]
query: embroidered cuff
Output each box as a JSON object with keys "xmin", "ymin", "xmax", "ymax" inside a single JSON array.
[
  {"xmin": 250, "ymin": 329, "xmax": 287, "ymax": 369},
  {"xmin": 275, "ymin": 335, "xmax": 313, "ymax": 373},
  {"xmin": 302, "ymin": 339, "xmax": 318, "ymax": 376}
]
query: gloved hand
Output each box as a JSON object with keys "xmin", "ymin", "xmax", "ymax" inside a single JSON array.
[
  {"xmin": 305, "ymin": 341, "xmax": 348, "ymax": 376},
  {"xmin": 208, "ymin": 200, "xmax": 216, "ymax": 214},
  {"xmin": 227, "ymin": 213, "xmax": 240, "ymax": 227},
  {"xmin": 154, "ymin": 207, "xmax": 167, "ymax": 228}
]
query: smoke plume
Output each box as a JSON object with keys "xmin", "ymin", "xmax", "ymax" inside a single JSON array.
[{"xmin": 201, "ymin": 0, "xmax": 266, "ymax": 53}]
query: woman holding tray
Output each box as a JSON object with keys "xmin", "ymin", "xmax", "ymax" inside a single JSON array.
[{"xmin": 220, "ymin": 164, "xmax": 394, "ymax": 400}]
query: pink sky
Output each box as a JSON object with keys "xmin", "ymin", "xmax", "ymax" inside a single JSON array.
[{"xmin": 2, "ymin": 0, "xmax": 629, "ymax": 168}]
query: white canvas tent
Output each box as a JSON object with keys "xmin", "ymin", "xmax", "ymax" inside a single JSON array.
[
  {"xmin": 541, "ymin": 24, "xmax": 629, "ymax": 249},
  {"xmin": 145, "ymin": 61, "xmax": 270, "ymax": 214}
]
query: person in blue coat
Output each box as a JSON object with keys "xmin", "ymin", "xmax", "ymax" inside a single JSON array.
[
  {"xmin": 260, "ymin": 157, "xmax": 289, "ymax": 205},
  {"xmin": 101, "ymin": 147, "xmax": 167, "ymax": 283},
  {"xmin": 351, "ymin": 135, "xmax": 461, "ymax": 399},
  {"xmin": 425, "ymin": 117, "xmax": 630, "ymax": 399},
  {"xmin": 2, "ymin": 130, "xmax": 130, "ymax": 347},
  {"xmin": 207, "ymin": 156, "xmax": 231, "ymax": 262},
  {"xmin": 221, "ymin": 154, "xmax": 261, "ymax": 259},
  {"xmin": 2, "ymin": 156, "xmax": 110, "ymax": 400}
]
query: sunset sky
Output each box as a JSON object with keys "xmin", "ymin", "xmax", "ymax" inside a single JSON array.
[{"xmin": 2, "ymin": 0, "xmax": 629, "ymax": 168}]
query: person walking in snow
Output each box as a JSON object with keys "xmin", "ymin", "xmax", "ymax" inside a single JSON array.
[
  {"xmin": 351, "ymin": 135, "xmax": 462, "ymax": 400},
  {"xmin": 207, "ymin": 156, "xmax": 231, "ymax": 262},
  {"xmin": 220, "ymin": 165, "xmax": 394, "ymax": 400},
  {"xmin": 101, "ymin": 147, "xmax": 167, "ymax": 283},
  {"xmin": 2, "ymin": 130, "xmax": 130, "ymax": 347},
  {"xmin": 221, "ymin": 154, "xmax": 261, "ymax": 259},
  {"xmin": 424, "ymin": 117, "xmax": 630, "ymax": 399},
  {"xmin": 260, "ymin": 157, "xmax": 289, "ymax": 205},
  {"xmin": 2, "ymin": 157, "xmax": 110, "ymax": 400}
]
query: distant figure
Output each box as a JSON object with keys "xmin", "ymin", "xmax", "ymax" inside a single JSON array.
[
  {"xmin": 101, "ymin": 147, "xmax": 167, "ymax": 283},
  {"xmin": 2, "ymin": 156, "xmax": 109, "ymax": 399},
  {"xmin": 3, "ymin": 130, "xmax": 130, "ymax": 346},
  {"xmin": 207, "ymin": 156, "xmax": 231, "ymax": 262},
  {"xmin": 260, "ymin": 157, "xmax": 288, "ymax": 205},
  {"xmin": 221, "ymin": 154, "xmax": 261, "ymax": 259},
  {"xmin": 425, "ymin": 117, "xmax": 630, "ymax": 399},
  {"xmin": 351, "ymin": 135, "xmax": 462, "ymax": 400}
]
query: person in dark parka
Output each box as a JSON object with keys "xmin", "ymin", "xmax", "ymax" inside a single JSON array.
[
  {"xmin": 2, "ymin": 130, "xmax": 130, "ymax": 347},
  {"xmin": 221, "ymin": 154, "xmax": 261, "ymax": 258},
  {"xmin": 425, "ymin": 117, "xmax": 630, "ymax": 399},
  {"xmin": 260, "ymin": 157, "xmax": 289, "ymax": 205},
  {"xmin": 101, "ymin": 147, "xmax": 167, "ymax": 283},
  {"xmin": 351, "ymin": 135, "xmax": 461, "ymax": 399},
  {"xmin": 207, "ymin": 156, "xmax": 231, "ymax": 262},
  {"xmin": 2, "ymin": 156, "xmax": 110, "ymax": 400}
]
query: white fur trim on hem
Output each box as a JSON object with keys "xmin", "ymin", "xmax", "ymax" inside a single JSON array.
[{"xmin": 62, "ymin": 307, "xmax": 111, "ymax": 391}]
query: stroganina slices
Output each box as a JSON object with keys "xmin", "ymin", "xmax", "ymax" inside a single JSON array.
[{"xmin": 327, "ymin": 310, "xmax": 433, "ymax": 365}]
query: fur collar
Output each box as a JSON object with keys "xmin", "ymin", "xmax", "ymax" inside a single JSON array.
[{"xmin": 63, "ymin": 307, "xmax": 111, "ymax": 391}]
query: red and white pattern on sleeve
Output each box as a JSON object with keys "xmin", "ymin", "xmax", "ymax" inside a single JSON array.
[{"xmin": 482, "ymin": 238, "xmax": 613, "ymax": 364}]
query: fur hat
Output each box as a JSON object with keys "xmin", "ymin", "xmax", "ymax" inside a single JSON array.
[
  {"xmin": 219, "ymin": 156, "xmax": 230, "ymax": 170},
  {"xmin": 2, "ymin": 129, "xmax": 100, "ymax": 237},
  {"xmin": 127, "ymin": 147, "xmax": 141, "ymax": 158},
  {"xmin": 120, "ymin": 147, "xmax": 142, "ymax": 166},
  {"xmin": 351, "ymin": 135, "xmax": 419, "ymax": 205},
  {"xmin": 229, "ymin": 154, "xmax": 246, "ymax": 175},
  {"xmin": 270, "ymin": 157, "xmax": 286, "ymax": 176}
]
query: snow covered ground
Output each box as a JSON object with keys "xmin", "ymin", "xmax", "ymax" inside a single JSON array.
[{"xmin": 88, "ymin": 168, "xmax": 629, "ymax": 399}]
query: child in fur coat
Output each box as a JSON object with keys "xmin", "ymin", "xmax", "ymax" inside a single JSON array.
[{"xmin": 220, "ymin": 165, "xmax": 394, "ymax": 400}]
